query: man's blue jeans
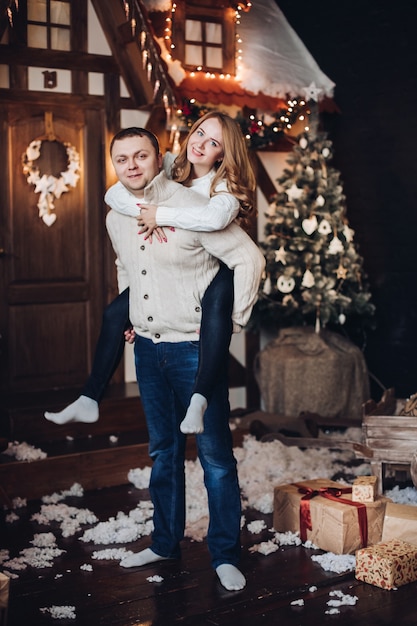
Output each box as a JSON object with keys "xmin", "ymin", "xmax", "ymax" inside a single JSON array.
[{"xmin": 134, "ymin": 335, "xmax": 242, "ymax": 569}]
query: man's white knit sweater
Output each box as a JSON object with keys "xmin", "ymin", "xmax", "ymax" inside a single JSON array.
[{"xmin": 106, "ymin": 171, "xmax": 265, "ymax": 343}]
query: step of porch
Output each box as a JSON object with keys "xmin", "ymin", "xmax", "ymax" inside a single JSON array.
[{"xmin": 0, "ymin": 383, "xmax": 150, "ymax": 503}]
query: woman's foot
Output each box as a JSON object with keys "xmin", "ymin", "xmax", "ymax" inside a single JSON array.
[
  {"xmin": 216, "ymin": 564, "xmax": 246, "ymax": 591},
  {"xmin": 120, "ymin": 548, "xmax": 169, "ymax": 568},
  {"xmin": 44, "ymin": 395, "xmax": 99, "ymax": 425},
  {"xmin": 180, "ymin": 393, "xmax": 207, "ymax": 434}
]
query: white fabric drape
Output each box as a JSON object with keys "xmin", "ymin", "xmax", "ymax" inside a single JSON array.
[{"xmin": 237, "ymin": 0, "xmax": 335, "ymax": 99}]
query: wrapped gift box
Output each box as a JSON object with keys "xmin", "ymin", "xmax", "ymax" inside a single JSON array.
[
  {"xmin": 352, "ymin": 475, "xmax": 378, "ymax": 503},
  {"xmin": 273, "ymin": 478, "xmax": 386, "ymax": 554},
  {"xmin": 0, "ymin": 573, "xmax": 9, "ymax": 626},
  {"xmin": 355, "ymin": 539, "xmax": 417, "ymax": 589},
  {"xmin": 381, "ymin": 502, "xmax": 417, "ymax": 545}
]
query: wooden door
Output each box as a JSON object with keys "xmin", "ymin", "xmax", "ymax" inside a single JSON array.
[{"xmin": 0, "ymin": 104, "xmax": 107, "ymax": 394}]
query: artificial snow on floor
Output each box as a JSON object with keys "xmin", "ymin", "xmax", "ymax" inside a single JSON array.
[{"xmin": 1, "ymin": 435, "xmax": 417, "ymax": 582}]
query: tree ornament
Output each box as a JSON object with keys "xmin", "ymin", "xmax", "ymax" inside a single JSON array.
[
  {"xmin": 277, "ymin": 275, "xmax": 295, "ymax": 293},
  {"xmin": 315, "ymin": 194, "xmax": 325, "ymax": 207},
  {"xmin": 339, "ymin": 313, "xmax": 346, "ymax": 325},
  {"xmin": 286, "ymin": 183, "xmax": 304, "ymax": 201},
  {"xmin": 302, "ymin": 215, "xmax": 318, "ymax": 235},
  {"xmin": 315, "ymin": 311, "xmax": 321, "ymax": 333},
  {"xmin": 302, "ymin": 269, "xmax": 315, "ymax": 288},
  {"xmin": 299, "ymin": 136, "xmax": 308, "ymax": 149},
  {"xmin": 318, "ymin": 219, "xmax": 332, "ymax": 235},
  {"xmin": 328, "ymin": 236, "xmax": 344, "ymax": 255},
  {"xmin": 336, "ymin": 264, "xmax": 348, "ymax": 279},
  {"xmin": 343, "ymin": 224, "xmax": 354, "ymax": 242},
  {"xmin": 275, "ymin": 245, "xmax": 287, "ymax": 264},
  {"xmin": 322, "ymin": 147, "xmax": 330, "ymax": 158},
  {"xmin": 263, "ymin": 276, "xmax": 272, "ymax": 295}
]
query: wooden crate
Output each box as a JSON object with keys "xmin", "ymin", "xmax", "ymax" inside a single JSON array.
[{"xmin": 360, "ymin": 388, "xmax": 417, "ymax": 493}]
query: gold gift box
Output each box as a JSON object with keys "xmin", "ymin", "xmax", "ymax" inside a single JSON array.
[
  {"xmin": 355, "ymin": 539, "xmax": 417, "ymax": 590},
  {"xmin": 352, "ymin": 475, "xmax": 378, "ymax": 503},
  {"xmin": 273, "ymin": 478, "xmax": 386, "ymax": 555}
]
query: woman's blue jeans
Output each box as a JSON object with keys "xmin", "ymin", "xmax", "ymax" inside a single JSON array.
[
  {"xmin": 134, "ymin": 335, "xmax": 242, "ymax": 569},
  {"xmin": 82, "ymin": 288, "xmax": 130, "ymax": 402}
]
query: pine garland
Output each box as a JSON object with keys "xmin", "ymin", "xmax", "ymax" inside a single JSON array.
[{"xmin": 178, "ymin": 99, "xmax": 307, "ymax": 150}]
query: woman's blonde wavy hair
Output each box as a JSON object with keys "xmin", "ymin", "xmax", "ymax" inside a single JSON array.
[{"xmin": 171, "ymin": 111, "xmax": 256, "ymax": 229}]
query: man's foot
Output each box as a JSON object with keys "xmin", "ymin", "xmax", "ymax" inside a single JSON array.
[
  {"xmin": 44, "ymin": 395, "xmax": 99, "ymax": 425},
  {"xmin": 120, "ymin": 548, "xmax": 170, "ymax": 568},
  {"xmin": 216, "ymin": 564, "xmax": 246, "ymax": 591},
  {"xmin": 180, "ymin": 393, "xmax": 207, "ymax": 434}
]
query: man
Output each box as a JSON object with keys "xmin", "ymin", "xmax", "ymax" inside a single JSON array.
[{"xmin": 106, "ymin": 127, "xmax": 264, "ymax": 591}]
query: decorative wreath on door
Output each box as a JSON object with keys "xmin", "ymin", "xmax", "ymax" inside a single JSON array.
[{"xmin": 22, "ymin": 114, "xmax": 81, "ymax": 226}]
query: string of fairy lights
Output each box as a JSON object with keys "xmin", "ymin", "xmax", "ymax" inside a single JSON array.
[
  {"xmin": 177, "ymin": 97, "xmax": 311, "ymax": 150},
  {"xmin": 123, "ymin": 0, "xmax": 179, "ymax": 113},
  {"xmin": 4, "ymin": 0, "xmax": 312, "ymax": 148}
]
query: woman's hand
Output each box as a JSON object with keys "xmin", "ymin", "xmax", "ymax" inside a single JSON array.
[
  {"xmin": 137, "ymin": 203, "xmax": 175, "ymax": 243},
  {"xmin": 124, "ymin": 328, "xmax": 136, "ymax": 344},
  {"xmin": 137, "ymin": 203, "xmax": 157, "ymax": 229},
  {"xmin": 137, "ymin": 204, "xmax": 167, "ymax": 243}
]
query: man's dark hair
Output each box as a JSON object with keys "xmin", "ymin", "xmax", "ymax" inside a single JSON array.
[{"xmin": 110, "ymin": 127, "xmax": 160, "ymax": 156}]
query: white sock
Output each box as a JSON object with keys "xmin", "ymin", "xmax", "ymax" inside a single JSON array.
[
  {"xmin": 120, "ymin": 548, "xmax": 169, "ymax": 568},
  {"xmin": 180, "ymin": 393, "xmax": 208, "ymax": 434},
  {"xmin": 216, "ymin": 564, "xmax": 246, "ymax": 591},
  {"xmin": 44, "ymin": 395, "xmax": 99, "ymax": 425}
]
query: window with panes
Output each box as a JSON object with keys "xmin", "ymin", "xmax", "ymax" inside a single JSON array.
[
  {"xmin": 172, "ymin": 5, "xmax": 235, "ymax": 75},
  {"xmin": 27, "ymin": 0, "xmax": 71, "ymax": 51}
]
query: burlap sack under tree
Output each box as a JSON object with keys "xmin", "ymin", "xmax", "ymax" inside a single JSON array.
[{"xmin": 254, "ymin": 326, "xmax": 370, "ymax": 421}]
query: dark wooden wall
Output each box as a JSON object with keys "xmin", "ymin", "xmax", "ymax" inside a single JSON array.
[{"xmin": 277, "ymin": 0, "xmax": 417, "ymax": 398}]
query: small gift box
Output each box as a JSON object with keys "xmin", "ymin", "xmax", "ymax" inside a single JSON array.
[
  {"xmin": 273, "ymin": 478, "xmax": 386, "ymax": 554},
  {"xmin": 352, "ymin": 475, "xmax": 378, "ymax": 503},
  {"xmin": 355, "ymin": 539, "xmax": 417, "ymax": 589},
  {"xmin": 381, "ymin": 502, "xmax": 417, "ymax": 545},
  {"xmin": 0, "ymin": 573, "xmax": 9, "ymax": 626}
]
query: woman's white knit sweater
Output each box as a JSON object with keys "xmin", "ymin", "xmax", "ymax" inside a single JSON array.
[{"xmin": 106, "ymin": 171, "xmax": 265, "ymax": 343}]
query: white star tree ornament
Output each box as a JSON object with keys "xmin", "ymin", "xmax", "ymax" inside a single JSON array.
[
  {"xmin": 343, "ymin": 224, "xmax": 354, "ymax": 242},
  {"xmin": 275, "ymin": 246, "xmax": 287, "ymax": 264},
  {"xmin": 286, "ymin": 183, "xmax": 304, "ymax": 201}
]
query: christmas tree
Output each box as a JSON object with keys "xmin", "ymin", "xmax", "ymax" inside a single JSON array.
[{"xmin": 250, "ymin": 131, "xmax": 375, "ymax": 336}]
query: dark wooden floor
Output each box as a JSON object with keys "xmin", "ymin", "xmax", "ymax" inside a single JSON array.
[{"xmin": 2, "ymin": 480, "xmax": 417, "ymax": 626}]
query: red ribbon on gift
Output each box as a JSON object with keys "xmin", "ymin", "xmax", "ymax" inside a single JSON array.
[{"xmin": 295, "ymin": 483, "xmax": 368, "ymax": 548}]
